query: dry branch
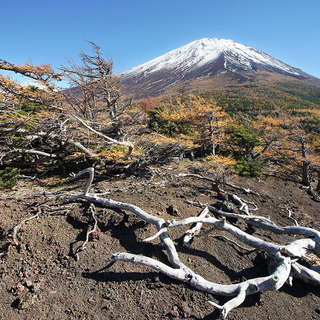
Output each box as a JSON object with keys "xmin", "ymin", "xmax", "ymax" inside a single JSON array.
[
  {"xmin": 186, "ymin": 200, "xmax": 272, "ymax": 223},
  {"xmin": 74, "ymin": 203, "xmax": 98, "ymax": 261},
  {"xmin": 73, "ymin": 115, "xmax": 133, "ymax": 160},
  {"xmin": 6, "ymin": 206, "xmax": 42, "ymax": 246},
  {"xmin": 69, "ymin": 167, "xmax": 320, "ymax": 318},
  {"xmin": 183, "ymin": 207, "xmax": 209, "ymax": 247},
  {"xmin": 178, "ymin": 173, "xmax": 259, "ymax": 195}
]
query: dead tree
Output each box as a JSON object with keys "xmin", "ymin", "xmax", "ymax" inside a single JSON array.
[
  {"xmin": 0, "ymin": 45, "xmax": 134, "ymax": 170},
  {"xmin": 69, "ymin": 167, "xmax": 320, "ymax": 318},
  {"xmin": 61, "ymin": 41, "xmax": 131, "ymax": 135}
]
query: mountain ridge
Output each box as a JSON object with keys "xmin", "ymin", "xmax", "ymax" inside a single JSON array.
[{"xmin": 119, "ymin": 38, "xmax": 320, "ymax": 98}]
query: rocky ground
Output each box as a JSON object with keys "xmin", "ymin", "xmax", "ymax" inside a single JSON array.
[{"xmin": 1, "ymin": 164, "xmax": 320, "ymax": 320}]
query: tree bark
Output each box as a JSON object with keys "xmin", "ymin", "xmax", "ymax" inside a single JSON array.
[{"xmin": 302, "ymin": 160, "xmax": 311, "ymax": 186}]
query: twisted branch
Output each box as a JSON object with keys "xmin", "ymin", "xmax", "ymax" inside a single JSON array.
[{"xmin": 69, "ymin": 167, "xmax": 320, "ymax": 318}]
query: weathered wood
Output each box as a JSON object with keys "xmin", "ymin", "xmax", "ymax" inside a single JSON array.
[{"xmin": 70, "ymin": 167, "xmax": 320, "ymax": 318}]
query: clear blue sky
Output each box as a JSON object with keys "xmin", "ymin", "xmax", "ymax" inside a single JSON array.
[{"xmin": 1, "ymin": 0, "xmax": 320, "ymax": 84}]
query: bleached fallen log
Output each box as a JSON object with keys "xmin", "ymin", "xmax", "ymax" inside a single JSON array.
[
  {"xmin": 291, "ymin": 262, "xmax": 320, "ymax": 285},
  {"xmin": 167, "ymin": 216, "xmax": 320, "ymax": 258},
  {"xmin": 225, "ymin": 181, "xmax": 260, "ymax": 195},
  {"xmin": 187, "ymin": 199, "xmax": 320, "ymax": 239},
  {"xmin": 69, "ymin": 167, "xmax": 185, "ymax": 269},
  {"xmin": 166, "ymin": 216, "xmax": 280, "ymax": 253},
  {"xmin": 9, "ymin": 149, "xmax": 57, "ymax": 158},
  {"xmin": 187, "ymin": 200, "xmax": 272, "ymax": 223},
  {"xmin": 183, "ymin": 207, "xmax": 209, "ymax": 247},
  {"xmin": 178, "ymin": 173, "xmax": 259, "ymax": 195},
  {"xmin": 69, "ymin": 167, "xmax": 320, "ymax": 318},
  {"xmin": 25, "ymin": 131, "xmax": 96, "ymax": 158},
  {"xmin": 110, "ymin": 251, "xmax": 291, "ymax": 318}
]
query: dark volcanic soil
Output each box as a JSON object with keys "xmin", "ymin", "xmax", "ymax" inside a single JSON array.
[{"xmin": 1, "ymin": 165, "xmax": 320, "ymax": 320}]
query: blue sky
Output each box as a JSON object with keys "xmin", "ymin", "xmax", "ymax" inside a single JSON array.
[{"xmin": 1, "ymin": 0, "xmax": 320, "ymax": 84}]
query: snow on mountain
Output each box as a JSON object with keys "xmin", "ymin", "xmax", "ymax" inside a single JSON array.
[
  {"xmin": 121, "ymin": 38, "xmax": 302, "ymax": 78},
  {"xmin": 119, "ymin": 38, "xmax": 310, "ymax": 97}
]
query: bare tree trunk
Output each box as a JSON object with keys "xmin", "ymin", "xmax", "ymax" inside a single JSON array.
[
  {"xmin": 316, "ymin": 170, "xmax": 320, "ymax": 192},
  {"xmin": 302, "ymin": 160, "xmax": 311, "ymax": 186},
  {"xmin": 210, "ymin": 111, "xmax": 216, "ymax": 156}
]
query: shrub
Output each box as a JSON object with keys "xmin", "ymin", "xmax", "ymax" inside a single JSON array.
[
  {"xmin": 0, "ymin": 167, "xmax": 23, "ymax": 189},
  {"xmin": 232, "ymin": 158, "xmax": 263, "ymax": 177},
  {"xmin": 226, "ymin": 123, "xmax": 261, "ymax": 158},
  {"xmin": 20, "ymin": 102, "xmax": 45, "ymax": 114}
]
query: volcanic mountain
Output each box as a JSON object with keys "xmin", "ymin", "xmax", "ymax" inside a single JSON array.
[{"xmin": 119, "ymin": 38, "xmax": 319, "ymax": 98}]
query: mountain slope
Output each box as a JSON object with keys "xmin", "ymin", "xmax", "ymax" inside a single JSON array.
[{"xmin": 119, "ymin": 38, "xmax": 319, "ymax": 98}]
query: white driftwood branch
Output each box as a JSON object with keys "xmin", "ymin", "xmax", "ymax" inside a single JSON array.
[
  {"xmin": 167, "ymin": 216, "xmax": 320, "ymax": 258},
  {"xmin": 69, "ymin": 168, "xmax": 184, "ymax": 268},
  {"xmin": 12, "ymin": 212, "xmax": 40, "ymax": 245},
  {"xmin": 187, "ymin": 200, "xmax": 272, "ymax": 224},
  {"xmin": 187, "ymin": 199, "xmax": 320, "ymax": 239},
  {"xmin": 69, "ymin": 167, "xmax": 95, "ymax": 196},
  {"xmin": 291, "ymin": 262, "xmax": 320, "ymax": 285},
  {"xmin": 208, "ymin": 285, "xmax": 247, "ymax": 319},
  {"xmin": 178, "ymin": 173, "xmax": 217, "ymax": 183},
  {"xmin": 225, "ymin": 181, "xmax": 260, "ymax": 195},
  {"xmin": 73, "ymin": 115, "xmax": 133, "ymax": 160},
  {"xmin": 109, "ymin": 252, "xmax": 291, "ymax": 318},
  {"xmin": 167, "ymin": 216, "xmax": 280, "ymax": 253},
  {"xmin": 67, "ymin": 138, "xmax": 96, "ymax": 157},
  {"xmin": 6, "ymin": 206, "xmax": 42, "ymax": 245},
  {"xmin": 178, "ymin": 173, "xmax": 259, "ymax": 195},
  {"xmin": 10, "ymin": 149, "xmax": 57, "ymax": 158},
  {"xmin": 183, "ymin": 207, "xmax": 209, "ymax": 247},
  {"xmin": 23, "ymin": 131, "xmax": 96, "ymax": 158},
  {"xmin": 208, "ymin": 235, "xmax": 255, "ymax": 251},
  {"xmin": 69, "ymin": 167, "xmax": 320, "ymax": 318},
  {"xmin": 286, "ymin": 207, "xmax": 299, "ymax": 226}
]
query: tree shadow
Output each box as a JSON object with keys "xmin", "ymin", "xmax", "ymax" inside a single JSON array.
[
  {"xmin": 174, "ymin": 235, "xmax": 267, "ymax": 283},
  {"xmin": 66, "ymin": 201, "xmax": 93, "ymax": 256},
  {"xmin": 282, "ymin": 277, "xmax": 320, "ymax": 298},
  {"xmin": 109, "ymin": 218, "xmax": 172, "ymax": 265},
  {"xmin": 83, "ymin": 269, "xmax": 157, "ymax": 283}
]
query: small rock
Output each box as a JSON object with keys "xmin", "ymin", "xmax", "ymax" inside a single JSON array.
[
  {"xmin": 181, "ymin": 301, "xmax": 192, "ymax": 318},
  {"xmin": 168, "ymin": 309, "xmax": 180, "ymax": 318},
  {"xmin": 17, "ymin": 293, "xmax": 38, "ymax": 310},
  {"xmin": 24, "ymin": 279, "xmax": 33, "ymax": 288},
  {"xmin": 26, "ymin": 242, "xmax": 33, "ymax": 253},
  {"xmin": 32, "ymin": 282, "xmax": 41, "ymax": 293},
  {"xmin": 102, "ymin": 289, "xmax": 113, "ymax": 299},
  {"xmin": 167, "ymin": 205, "xmax": 181, "ymax": 217},
  {"xmin": 103, "ymin": 303, "xmax": 112, "ymax": 310},
  {"xmin": 13, "ymin": 283, "xmax": 25, "ymax": 295}
]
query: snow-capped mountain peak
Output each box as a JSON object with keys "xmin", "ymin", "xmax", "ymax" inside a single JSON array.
[{"xmin": 119, "ymin": 38, "xmax": 310, "ymax": 98}]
